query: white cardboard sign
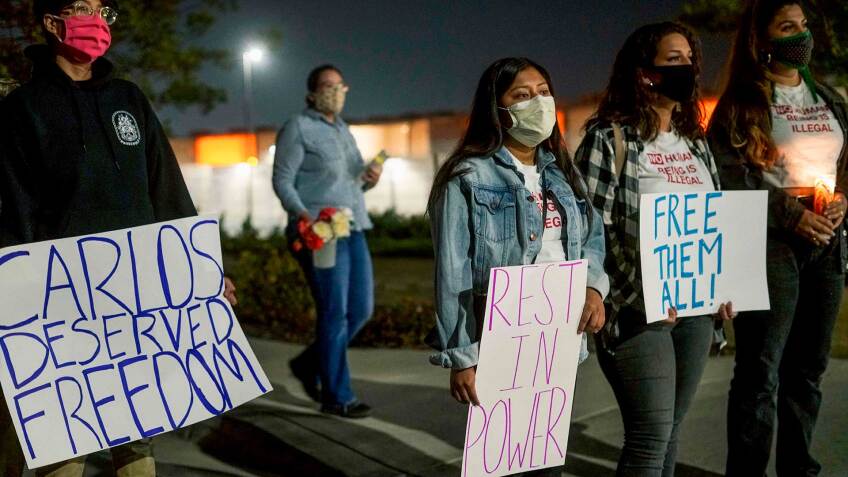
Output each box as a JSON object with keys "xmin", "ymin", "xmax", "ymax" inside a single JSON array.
[
  {"xmin": 639, "ymin": 191, "xmax": 770, "ymax": 323},
  {"xmin": 0, "ymin": 215, "xmax": 271, "ymax": 468},
  {"xmin": 462, "ymin": 260, "xmax": 587, "ymax": 477}
]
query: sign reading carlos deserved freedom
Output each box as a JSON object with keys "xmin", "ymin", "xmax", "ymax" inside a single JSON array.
[
  {"xmin": 640, "ymin": 191, "xmax": 770, "ymax": 323},
  {"xmin": 0, "ymin": 215, "xmax": 271, "ymax": 468},
  {"xmin": 462, "ymin": 260, "xmax": 587, "ymax": 477}
]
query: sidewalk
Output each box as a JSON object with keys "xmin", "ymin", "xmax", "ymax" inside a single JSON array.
[{"xmin": 66, "ymin": 338, "xmax": 848, "ymax": 477}]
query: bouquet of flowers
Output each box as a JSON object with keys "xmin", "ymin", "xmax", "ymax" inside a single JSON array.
[{"xmin": 291, "ymin": 207, "xmax": 352, "ymax": 252}]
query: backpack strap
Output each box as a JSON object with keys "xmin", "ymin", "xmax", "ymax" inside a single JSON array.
[{"xmin": 612, "ymin": 122, "xmax": 626, "ymax": 181}]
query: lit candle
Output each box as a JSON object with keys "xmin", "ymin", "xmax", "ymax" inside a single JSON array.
[{"xmin": 814, "ymin": 174, "xmax": 836, "ymax": 215}]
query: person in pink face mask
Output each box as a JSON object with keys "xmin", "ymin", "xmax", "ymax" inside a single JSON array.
[
  {"xmin": 41, "ymin": 0, "xmax": 117, "ymax": 80},
  {"xmin": 0, "ymin": 1, "xmax": 237, "ymax": 476}
]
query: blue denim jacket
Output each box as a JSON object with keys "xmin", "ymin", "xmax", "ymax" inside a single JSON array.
[
  {"xmin": 428, "ymin": 146, "xmax": 609, "ymax": 369},
  {"xmin": 272, "ymin": 108, "xmax": 373, "ymax": 230}
]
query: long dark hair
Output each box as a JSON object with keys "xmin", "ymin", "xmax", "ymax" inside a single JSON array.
[
  {"xmin": 708, "ymin": 0, "xmax": 803, "ymax": 168},
  {"xmin": 428, "ymin": 57, "xmax": 589, "ymax": 213},
  {"xmin": 591, "ymin": 21, "xmax": 705, "ymax": 141}
]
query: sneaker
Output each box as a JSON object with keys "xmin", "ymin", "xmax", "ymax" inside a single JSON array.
[
  {"xmin": 320, "ymin": 401, "xmax": 372, "ymax": 419},
  {"xmin": 289, "ymin": 358, "xmax": 321, "ymax": 403}
]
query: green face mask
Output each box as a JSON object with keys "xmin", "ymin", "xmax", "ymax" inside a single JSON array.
[
  {"xmin": 769, "ymin": 30, "xmax": 818, "ymax": 102},
  {"xmin": 771, "ymin": 30, "xmax": 814, "ymax": 68}
]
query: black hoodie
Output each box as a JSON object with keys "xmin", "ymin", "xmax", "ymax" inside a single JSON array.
[{"xmin": 0, "ymin": 45, "xmax": 196, "ymax": 247}]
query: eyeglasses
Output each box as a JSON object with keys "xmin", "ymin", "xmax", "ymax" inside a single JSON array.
[
  {"xmin": 62, "ymin": 1, "xmax": 119, "ymax": 25},
  {"xmin": 319, "ymin": 82, "xmax": 349, "ymax": 92}
]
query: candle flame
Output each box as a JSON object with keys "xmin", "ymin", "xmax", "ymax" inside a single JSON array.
[
  {"xmin": 814, "ymin": 174, "xmax": 836, "ymax": 214},
  {"xmin": 816, "ymin": 174, "xmax": 836, "ymax": 193}
]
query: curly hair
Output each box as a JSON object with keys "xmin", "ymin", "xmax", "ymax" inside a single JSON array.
[{"xmin": 591, "ymin": 21, "xmax": 706, "ymax": 142}]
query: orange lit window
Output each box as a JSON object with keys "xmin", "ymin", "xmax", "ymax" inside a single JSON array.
[
  {"xmin": 701, "ymin": 98, "xmax": 718, "ymax": 129},
  {"xmin": 557, "ymin": 109, "xmax": 567, "ymax": 136},
  {"xmin": 195, "ymin": 133, "xmax": 258, "ymax": 166}
]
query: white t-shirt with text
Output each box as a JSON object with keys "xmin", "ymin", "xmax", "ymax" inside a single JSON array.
[
  {"xmin": 764, "ymin": 81, "xmax": 844, "ymax": 188},
  {"xmin": 509, "ymin": 154, "xmax": 566, "ymax": 264},
  {"xmin": 638, "ymin": 130, "xmax": 716, "ymax": 195}
]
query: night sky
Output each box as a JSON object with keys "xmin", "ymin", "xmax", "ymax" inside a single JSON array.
[{"xmin": 160, "ymin": 0, "xmax": 731, "ymax": 136}]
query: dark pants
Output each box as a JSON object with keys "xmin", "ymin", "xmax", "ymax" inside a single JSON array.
[
  {"xmin": 289, "ymin": 229, "xmax": 374, "ymax": 406},
  {"xmin": 726, "ymin": 233, "xmax": 843, "ymax": 477},
  {"xmin": 597, "ymin": 308, "xmax": 713, "ymax": 477}
]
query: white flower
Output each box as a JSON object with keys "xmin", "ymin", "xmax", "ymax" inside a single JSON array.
[
  {"xmin": 331, "ymin": 211, "xmax": 351, "ymax": 238},
  {"xmin": 312, "ymin": 221, "xmax": 335, "ymax": 241}
]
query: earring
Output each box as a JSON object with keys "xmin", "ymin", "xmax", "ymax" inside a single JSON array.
[
  {"xmin": 648, "ymin": 80, "xmax": 655, "ymax": 87},
  {"xmin": 766, "ymin": 53, "xmax": 772, "ymax": 64}
]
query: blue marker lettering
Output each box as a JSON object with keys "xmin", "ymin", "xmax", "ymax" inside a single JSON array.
[
  {"xmin": 189, "ymin": 220, "xmax": 225, "ymax": 300},
  {"xmin": 156, "ymin": 225, "xmax": 195, "ymax": 309},
  {"xmin": 118, "ymin": 355, "xmax": 165, "ymax": 438},
  {"xmin": 55, "ymin": 376, "xmax": 102, "ymax": 453},
  {"xmin": 43, "ymin": 321, "xmax": 77, "ymax": 369},
  {"xmin": 83, "ymin": 363, "xmax": 130, "ymax": 447}
]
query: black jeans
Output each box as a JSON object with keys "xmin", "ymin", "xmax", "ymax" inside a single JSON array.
[
  {"xmin": 726, "ymin": 233, "xmax": 844, "ymax": 477},
  {"xmin": 597, "ymin": 308, "xmax": 713, "ymax": 477}
]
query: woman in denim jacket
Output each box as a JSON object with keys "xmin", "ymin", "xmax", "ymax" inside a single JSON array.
[{"xmin": 427, "ymin": 59, "xmax": 609, "ymax": 476}]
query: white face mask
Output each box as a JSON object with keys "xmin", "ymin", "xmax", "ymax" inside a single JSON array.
[{"xmin": 502, "ymin": 95, "xmax": 557, "ymax": 147}]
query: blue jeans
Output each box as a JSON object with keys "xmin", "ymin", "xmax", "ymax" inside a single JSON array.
[
  {"xmin": 290, "ymin": 230, "xmax": 374, "ymax": 406},
  {"xmin": 597, "ymin": 308, "xmax": 713, "ymax": 477},
  {"xmin": 726, "ymin": 232, "xmax": 843, "ymax": 477}
]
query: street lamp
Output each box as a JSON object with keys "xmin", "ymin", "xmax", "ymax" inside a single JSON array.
[
  {"xmin": 242, "ymin": 45, "xmax": 265, "ymax": 134},
  {"xmin": 242, "ymin": 44, "xmax": 266, "ymax": 218}
]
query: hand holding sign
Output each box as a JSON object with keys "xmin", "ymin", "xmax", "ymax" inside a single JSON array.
[
  {"xmin": 578, "ymin": 288, "xmax": 605, "ymax": 334},
  {"xmin": 451, "ymin": 367, "xmax": 480, "ymax": 406},
  {"xmin": 223, "ymin": 277, "xmax": 238, "ymax": 306},
  {"xmin": 716, "ymin": 302, "xmax": 736, "ymax": 321}
]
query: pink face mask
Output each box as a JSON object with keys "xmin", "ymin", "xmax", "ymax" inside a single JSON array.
[{"xmin": 55, "ymin": 15, "xmax": 112, "ymax": 64}]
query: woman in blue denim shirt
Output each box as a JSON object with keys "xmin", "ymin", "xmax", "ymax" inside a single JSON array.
[
  {"xmin": 273, "ymin": 65, "xmax": 382, "ymax": 419},
  {"xmin": 427, "ymin": 58, "xmax": 609, "ymax": 474}
]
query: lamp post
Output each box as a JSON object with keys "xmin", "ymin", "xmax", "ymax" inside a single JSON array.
[{"xmin": 242, "ymin": 45, "xmax": 265, "ymax": 218}]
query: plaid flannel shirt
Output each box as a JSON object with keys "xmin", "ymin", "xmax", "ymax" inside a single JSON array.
[{"xmin": 575, "ymin": 120, "xmax": 721, "ymax": 317}]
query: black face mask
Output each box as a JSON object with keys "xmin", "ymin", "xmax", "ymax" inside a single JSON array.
[{"xmin": 647, "ymin": 64, "xmax": 696, "ymax": 103}]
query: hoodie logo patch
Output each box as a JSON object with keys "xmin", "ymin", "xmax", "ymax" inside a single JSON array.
[{"xmin": 112, "ymin": 111, "xmax": 141, "ymax": 146}]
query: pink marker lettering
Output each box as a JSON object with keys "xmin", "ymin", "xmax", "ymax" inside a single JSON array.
[
  {"xmin": 462, "ymin": 404, "xmax": 487, "ymax": 477},
  {"xmin": 532, "ymin": 329, "xmax": 559, "ymax": 387},
  {"xmin": 488, "ymin": 268, "xmax": 512, "ymax": 331},
  {"xmin": 500, "ymin": 334, "xmax": 529, "ymax": 392},
  {"xmin": 517, "ymin": 265, "xmax": 539, "ymax": 327}
]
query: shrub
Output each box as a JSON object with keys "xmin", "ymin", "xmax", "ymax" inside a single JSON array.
[
  {"xmin": 367, "ymin": 210, "xmax": 433, "ymax": 258},
  {"xmin": 352, "ymin": 299, "xmax": 434, "ymax": 348},
  {"xmin": 222, "ymin": 217, "xmax": 432, "ymax": 348},
  {"xmin": 221, "ymin": 220, "xmax": 315, "ymax": 343},
  {"xmin": 368, "ymin": 210, "xmax": 430, "ymax": 239}
]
